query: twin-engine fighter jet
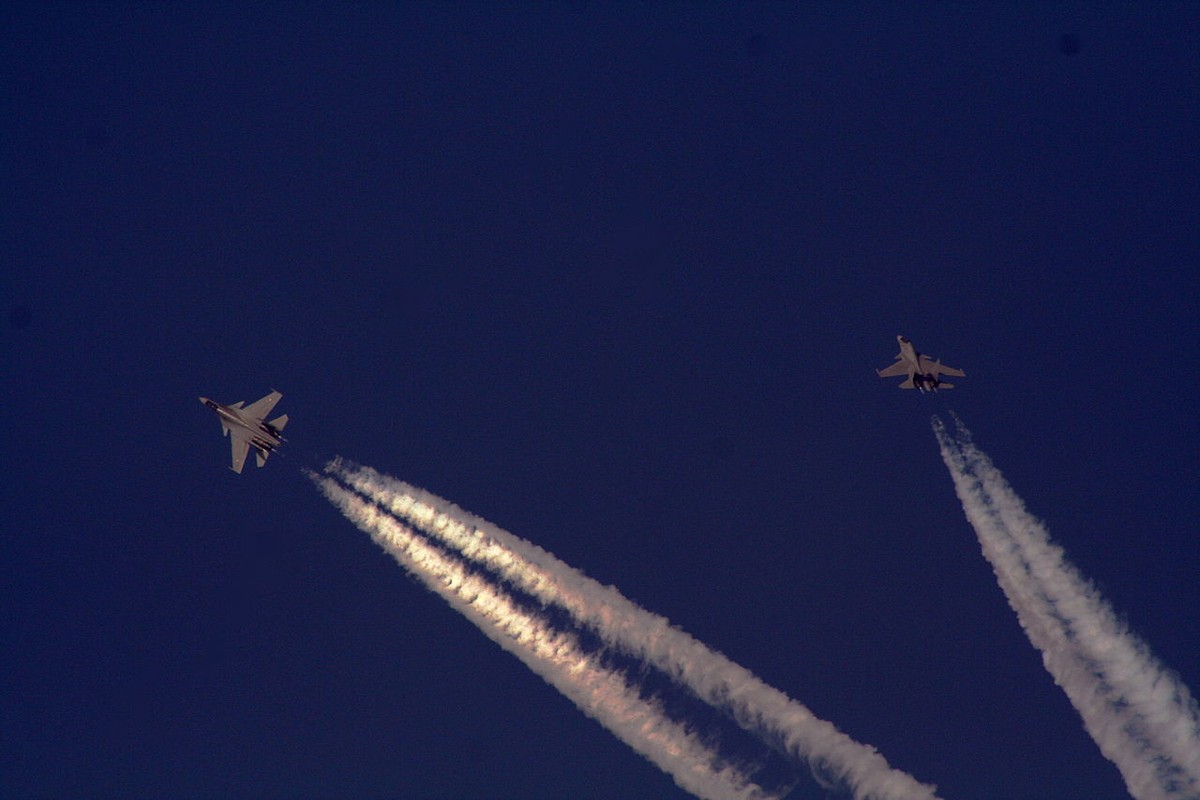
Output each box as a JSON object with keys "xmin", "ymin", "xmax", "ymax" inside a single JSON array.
[
  {"xmin": 876, "ymin": 335, "xmax": 965, "ymax": 392},
  {"xmin": 199, "ymin": 390, "xmax": 289, "ymax": 473}
]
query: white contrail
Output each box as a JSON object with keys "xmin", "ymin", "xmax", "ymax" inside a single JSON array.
[
  {"xmin": 311, "ymin": 472, "xmax": 779, "ymax": 800},
  {"xmin": 325, "ymin": 459, "xmax": 942, "ymax": 800},
  {"xmin": 933, "ymin": 416, "xmax": 1200, "ymax": 800}
]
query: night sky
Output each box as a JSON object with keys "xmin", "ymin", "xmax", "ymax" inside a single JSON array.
[{"xmin": 3, "ymin": 4, "xmax": 1198, "ymax": 799}]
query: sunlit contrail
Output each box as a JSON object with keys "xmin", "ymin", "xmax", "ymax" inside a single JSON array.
[
  {"xmin": 324, "ymin": 459, "xmax": 942, "ymax": 800},
  {"xmin": 311, "ymin": 472, "xmax": 779, "ymax": 800},
  {"xmin": 933, "ymin": 416, "xmax": 1200, "ymax": 800}
]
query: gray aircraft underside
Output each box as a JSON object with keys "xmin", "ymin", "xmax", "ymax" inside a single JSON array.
[
  {"xmin": 199, "ymin": 390, "xmax": 288, "ymax": 473},
  {"xmin": 876, "ymin": 335, "xmax": 965, "ymax": 392}
]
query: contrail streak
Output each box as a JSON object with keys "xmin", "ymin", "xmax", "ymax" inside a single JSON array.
[
  {"xmin": 933, "ymin": 415, "xmax": 1200, "ymax": 800},
  {"xmin": 324, "ymin": 459, "xmax": 942, "ymax": 800},
  {"xmin": 311, "ymin": 472, "xmax": 778, "ymax": 800}
]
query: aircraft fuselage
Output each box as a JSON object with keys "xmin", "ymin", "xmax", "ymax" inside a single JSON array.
[
  {"xmin": 882, "ymin": 335, "xmax": 959, "ymax": 393},
  {"xmin": 199, "ymin": 397, "xmax": 283, "ymax": 451}
]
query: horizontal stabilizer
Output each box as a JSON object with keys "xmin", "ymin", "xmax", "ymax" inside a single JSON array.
[
  {"xmin": 938, "ymin": 382, "xmax": 955, "ymax": 390},
  {"xmin": 899, "ymin": 378, "xmax": 915, "ymax": 389},
  {"xmin": 256, "ymin": 450, "xmax": 268, "ymax": 468},
  {"xmin": 268, "ymin": 414, "xmax": 289, "ymax": 432}
]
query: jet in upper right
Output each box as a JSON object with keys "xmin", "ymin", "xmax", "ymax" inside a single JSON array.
[{"xmin": 876, "ymin": 335, "xmax": 965, "ymax": 393}]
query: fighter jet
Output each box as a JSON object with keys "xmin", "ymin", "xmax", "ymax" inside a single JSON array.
[
  {"xmin": 876, "ymin": 335, "xmax": 965, "ymax": 392},
  {"xmin": 199, "ymin": 390, "xmax": 289, "ymax": 473}
]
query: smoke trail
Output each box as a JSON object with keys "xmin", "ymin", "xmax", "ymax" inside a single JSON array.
[
  {"xmin": 325, "ymin": 460, "xmax": 942, "ymax": 800},
  {"xmin": 310, "ymin": 471, "xmax": 779, "ymax": 800},
  {"xmin": 932, "ymin": 416, "xmax": 1200, "ymax": 800}
]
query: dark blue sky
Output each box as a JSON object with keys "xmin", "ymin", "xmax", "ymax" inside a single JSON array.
[{"xmin": 3, "ymin": 4, "xmax": 1197, "ymax": 799}]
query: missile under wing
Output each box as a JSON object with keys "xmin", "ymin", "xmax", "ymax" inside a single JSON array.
[{"xmin": 199, "ymin": 390, "xmax": 289, "ymax": 473}]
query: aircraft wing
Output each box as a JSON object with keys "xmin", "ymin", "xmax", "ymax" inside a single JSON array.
[
  {"xmin": 938, "ymin": 363, "xmax": 965, "ymax": 377},
  {"xmin": 229, "ymin": 430, "xmax": 252, "ymax": 474},
  {"xmin": 920, "ymin": 356, "xmax": 965, "ymax": 378},
  {"xmin": 876, "ymin": 360, "xmax": 910, "ymax": 378},
  {"xmin": 241, "ymin": 390, "xmax": 282, "ymax": 421}
]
